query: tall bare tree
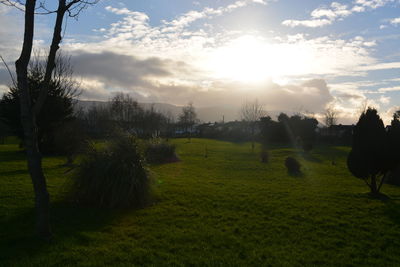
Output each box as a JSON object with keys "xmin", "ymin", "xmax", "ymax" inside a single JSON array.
[
  {"xmin": 178, "ymin": 102, "xmax": 198, "ymax": 142},
  {"xmin": 241, "ymin": 99, "xmax": 266, "ymax": 151},
  {"xmin": 324, "ymin": 107, "xmax": 338, "ymax": 127},
  {"xmin": 1, "ymin": 0, "xmax": 97, "ymax": 239}
]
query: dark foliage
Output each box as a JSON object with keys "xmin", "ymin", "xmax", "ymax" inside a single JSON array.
[
  {"xmin": 285, "ymin": 157, "xmax": 301, "ymax": 175},
  {"xmin": 53, "ymin": 119, "xmax": 88, "ymax": 166},
  {"xmin": 347, "ymin": 108, "xmax": 387, "ymax": 195},
  {"xmin": 145, "ymin": 139, "xmax": 178, "ymax": 164},
  {"xmin": 260, "ymin": 113, "xmax": 318, "ymax": 148},
  {"xmin": 0, "ymin": 119, "xmax": 9, "ymax": 144},
  {"xmin": 0, "ymin": 55, "xmax": 78, "ymax": 153},
  {"xmin": 386, "ymin": 166, "xmax": 400, "ymax": 186},
  {"xmin": 260, "ymin": 149, "xmax": 269, "ymax": 163},
  {"xmin": 384, "ymin": 111, "xmax": 400, "ymax": 186},
  {"xmin": 78, "ymin": 94, "xmax": 173, "ymax": 139},
  {"xmin": 302, "ymin": 142, "xmax": 313, "ymax": 153},
  {"xmin": 78, "ymin": 105, "xmax": 116, "ymax": 138},
  {"xmin": 386, "ymin": 112, "xmax": 400, "ymax": 171},
  {"xmin": 69, "ymin": 134, "xmax": 151, "ymax": 208}
]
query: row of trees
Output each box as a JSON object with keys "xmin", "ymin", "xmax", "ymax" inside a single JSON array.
[
  {"xmin": 78, "ymin": 95, "xmax": 198, "ymax": 139},
  {"xmin": 260, "ymin": 113, "xmax": 318, "ymax": 150}
]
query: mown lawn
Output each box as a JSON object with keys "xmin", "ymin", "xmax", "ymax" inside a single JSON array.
[{"xmin": 1, "ymin": 138, "xmax": 400, "ymax": 266}]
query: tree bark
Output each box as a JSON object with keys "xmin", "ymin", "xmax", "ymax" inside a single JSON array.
[
  {"xmin": 33, "ymin": 0, "xmax": 67, "ymax": 116},
  {"xmin": 378, "ymin": 173, "xmax": 387, "ymax": 192},
  {"xmin": 15, "ymin": 0, "xmax": 70, "ymax": 239},
  {"xmin": 370, "ymin": 174, "xmax": 378, "ymax": 195},
  {"xmin": 15, "ymin": 0, "xmax": 51, "ymax": 239}
]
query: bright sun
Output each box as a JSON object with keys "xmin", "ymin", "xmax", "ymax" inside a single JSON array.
[
  {"xmin": 207, "ymin": 35, "xmax": 273, "ymax": 83},
  {"xmin": 205, "ymin": 35, "xmax": 308, "ymax": 84}
]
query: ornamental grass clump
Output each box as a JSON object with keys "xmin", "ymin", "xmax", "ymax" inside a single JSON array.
[
  {"xmin": 69, "ymin": 134, "xmax": 150, "ymax": 208},
  {"xmin": 145, "ymin": 138, "xmax": 178, "ymax": 164}
]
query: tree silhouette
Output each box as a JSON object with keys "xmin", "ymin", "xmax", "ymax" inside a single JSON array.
[
  {"xmin": 385, "ymin": 111, "xmax": 400, "ymax": 184},
  {"xmin": 179, "ymin": 102, "xmax": 198, "ymax": 141},
  {"xmin": 0, "ymin": 53, "xmax": 79, "ymax": 153},
  {"xmin": 324, "ymin": 107, "xmax": 338, "ymax": 127},
  {"xmin": 347, "ymin": 108, "xmax": 387, "ymax": 196},
  {"xmin": 241, "ymin": 99, "xmax": 265, "ymax": 151},
  {"xmin": 1, "ymin": 0, "xmax": 98, "ymax": 239}
]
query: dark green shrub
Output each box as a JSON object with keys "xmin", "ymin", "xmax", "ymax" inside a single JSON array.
[
  {"xmin": 145, "ymin": 139, "xmax": 178, "ymax": 164},
  {"xmin": 285, "ymin": 157, "xmax": 301, "ymax": 175},
  {"xmin": 54, "ymin": 120, "xmax": 88, "ymax": 166},
  {"xmin": 386, "ymin": 166, "xmax": 400, "ymax": 186},
  {"xmin": 69, "ymin": 134, "xmax": 150, "ymax": 208},
  {"xmin": 302, "ymin": 142, "xmax": 313, "ymax": 153},
  {"xmin": 347, "ymin": 108, "xmax": 387, "ymax": 195},
  {"xmin": 260, "ymin": 150, "xmax": 269, "ymax": 163}
]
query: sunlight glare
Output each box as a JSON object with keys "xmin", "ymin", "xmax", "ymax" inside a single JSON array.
[{"xmin": 205, "ymin": 35, "xmax": 313, "ymax": 84}]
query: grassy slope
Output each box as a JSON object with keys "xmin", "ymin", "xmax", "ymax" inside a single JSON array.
[{"xmin": 1, "ymin": 138, "xmax": 400, "ymax": 266}]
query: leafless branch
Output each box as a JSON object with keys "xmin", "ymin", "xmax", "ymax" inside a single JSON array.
[
  {"xmin": 0, "ymin": 0, "xmax": 99, "ymax": 15},
  {"xmin": 0, "ymin": 55, "xmax": 17, "ymax": 88},
  {"xmin": 324, "ymin": 107, "xmax": 338, "ymax": 127}
]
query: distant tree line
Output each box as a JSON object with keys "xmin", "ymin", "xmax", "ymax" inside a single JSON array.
[
  {"xmin": 78, "ymin": 93, "xmax": 175, "ymax": 139},
  {"xmin": 198, "ymin": 112, "xmax": 320, "ymax": 151}
]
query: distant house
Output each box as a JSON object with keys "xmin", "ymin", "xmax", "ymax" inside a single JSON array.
[{"xmin": 174, "ymin": 123, "xmax": 200, "ymax": 136}]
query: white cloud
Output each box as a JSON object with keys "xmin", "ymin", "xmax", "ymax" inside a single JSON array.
[
  {"xmin": 378, "ymin": 86, "xmax": 400, "ymax": 92},
  {"xmin": 390, "ymin": 17, "xmax": 400, "ymax": 25},
  {"xmin": 282, "ymin": 19, "xmax": 332, "ymax": 28},
  {"xmin": 379, "ymin": 95, "xmax": 391, "ymax": 104},
  {"xmin": 282, "ymin": 0, "xmax": 393, "ymax": 28},
  {"xmin": 358, "ymin": 62, "xmax": 400, "ymax": 71},
  {"xmin": 58, "ymin": 1, "xmax": 384, "ymax": 117},
  {"xmin": 355, "ymin": 0, "xmax": 393, "ymax": 9},
  {"xmin": 0, "ymin": 0, "xmax": 390, "ymax": 125}
]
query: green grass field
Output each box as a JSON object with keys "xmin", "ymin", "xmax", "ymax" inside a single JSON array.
[{"xmin": 1, "ymin": 138, "xmax": 400, "ymax": 266}]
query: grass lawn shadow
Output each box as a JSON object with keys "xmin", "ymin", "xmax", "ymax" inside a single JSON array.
[
  {"xmin": 287, "ymin": 170, "xmax": 304, "ymax": 178},
  {"xmin": 0, "ymin": 149, "xmax": 25, "ymax": 162},
  {"xmin": 0, "ymin": 201, "xmax": 121, "ymax": 265},
  {"xmin": 383, "ymin": 199, "xmax": 400, "ymax": 225},
  {"xmin": 301, "ymin": 152, "xmax": 322, "ymax": 163}
]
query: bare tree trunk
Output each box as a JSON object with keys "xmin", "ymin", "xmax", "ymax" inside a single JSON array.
[
  {"xmin": 14, "ymin": 0, "xmax": 70, "ymax": 239},
  {"xmin": 15, "ymin": 0, "xmax": 51, "ymax": 239},
  {"xmin": 377, "ymin": 173, "xmax": 387, "ymax": 192},
  {"xmin": 370, "ymin": 174, "xmax": 378, "ymax": 195},
  {"xmin": 251, "ymin": 123, "xmax": 255, "ymax": 152}
]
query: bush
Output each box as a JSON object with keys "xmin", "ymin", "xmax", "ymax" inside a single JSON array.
[
  {"xmin": 145, "ymin": 139, "xmax": 178, "ymax": 164},
  {"xmin": 285, "ymin": 157, "xmax": 301, "ymax": 175},
  {"xmin": 54, "ymin": 120, "xmax": 88, "ymax": 166},
  {"xmin": 386, "ymin": 166, "xmax": 400, "ymax": 186},
  {"xmin": 69, "ymin": 134, "xmax": 150, "ymax": 208},
  {"xmin": 302, "ymin": 142, "xmax": 313, "ymax": 153},
  {"xmin": 260, "ymin": 150, "xmax": 269, "ymax": 163}
]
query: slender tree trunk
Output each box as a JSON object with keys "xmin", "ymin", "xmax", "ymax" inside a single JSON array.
[
  {"xmin": 15, "ymin": 0, "xmax": 51, "ymax": 239},
  {"xmin": 14, "ymin": 0, "xmax": 70, "ymax": 239},
  {"xmin": 378, "ymin": 173, "xmax": 387, "ymax": 192},
  {"xmin": 251, "ymin": 124, "xmax": 255, "ymax": 152},
  {"xmin": 370, "ymin": 174, "xmax": 378, "ymax": 195}
]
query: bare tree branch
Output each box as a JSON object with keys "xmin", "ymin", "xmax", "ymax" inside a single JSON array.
[
  {"xmin": 324, "ymin": 107, "xmax": 338, "ymax": 127},
  {"xmin": 0, "ymin": 55, "xmax": 17, "ymax": 88}
]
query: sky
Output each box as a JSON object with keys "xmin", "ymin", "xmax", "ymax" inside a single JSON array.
[{"xmin": 1, "ymin": 0, "xmax": 400, "ymax": 124}]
